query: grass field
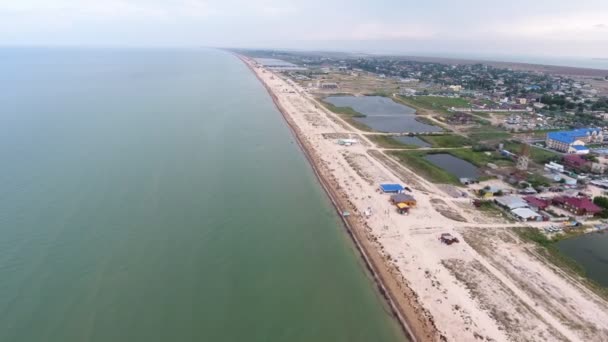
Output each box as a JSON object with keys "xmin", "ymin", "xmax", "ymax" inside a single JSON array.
[
  {"xmin": 420, "ymin": 134, "xmax": 473, "ymax": 148},
  {"xmin": 448, "ymin": 148, "xmax": 514, "ymax": 167},
  {"xmin": 502, "ymin": 141, "xmax": 560, "ymax": 164},
  {"xmin": 318, "ymin": 98, "xmax": 374, "ymax": 131},
  {"xmin": 396, "ymin": 95, "xmax": 470, "ymax": 114},
  {"xmin": 466, "ymin": 127, "xmax": 512, "ymax": 142},
  {"xmin": 319, "ymin": 99, "xmax": 366, "ymax": 117},
  {"xmin": 368, "ymin": 134, "xmax": 474, "ymax": 149},
  {"xmin": 365, "ymin": 135, "xmax": 421, "ymax": 149}
]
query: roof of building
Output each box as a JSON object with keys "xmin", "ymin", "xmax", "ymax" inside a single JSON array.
[
  {"xmin": 495, "ymin": 195, "xmax": 528, "ymax": 210},
  {"xmin": 563, "ymin": 154, "xmax": 588, "ymax": 168},
  {"xmin": 391, "ymin": 193, "xmax": 416, "ymax": 203},
  {"xmin": 524, "ymin": 196, "xmax": 550, "ymax": 209},
  {"xmin": 572, "ymin": 145, "xmax": 590, "ymax": 151},
  {"xmin": 485, "ymin": 186, "xmax": 502, "ymax": 194},
  {"xmin": 396, "ymin": 203, "xmax": 409, "ymax": 209},
  {"xmin": 547, "ymin": 128, "xmax": 601, "ymax": 144},
  {"xmin": 553, "ymin": 196, "xmax": 602, "ymax": 214},
  {"xmin": 512, "ymin": 207, "xmax": 542, "ymax": 219},
  {"xmin": 380, "ymin": 183, "xmax": 404, "ymax": 192}
]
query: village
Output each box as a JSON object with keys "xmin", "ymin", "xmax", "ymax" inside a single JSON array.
[
  {"xmin": 237, "ymin": 51, "xmax": 608, "ymax": 341},
  {"xmin": 241, "ymin": 50, "xmax": 608, "ymax": 238}
]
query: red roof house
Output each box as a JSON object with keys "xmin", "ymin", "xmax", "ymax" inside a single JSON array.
[
  {"xmin": 552, "ymin": 196, "xmax": 602, "ymax": 216},
  {"xmin": 562, "ymin": 155, "xmax": 589, "ymax": 171},
  {"xmin": 524, "ymin": 196, "xmax": 550, "ymax": 210}
]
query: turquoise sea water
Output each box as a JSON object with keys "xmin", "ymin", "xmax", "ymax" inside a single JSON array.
[{"xmin": 0, "ymin": 48, "xmax": 404, "ymax": 342}]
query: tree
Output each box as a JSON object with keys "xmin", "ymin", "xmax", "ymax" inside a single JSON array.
[
  {"xmin": 593, "ymin": 196, "xmax": 608, "ymax": 218},
  {"xmin": 593, "ymin": 196, "xmax": 608, "ymax": 209}
]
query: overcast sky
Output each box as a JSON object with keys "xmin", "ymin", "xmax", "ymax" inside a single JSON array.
[{"xmin": 1, "ymin": 0, "xmax": 608, "ymax": 58}]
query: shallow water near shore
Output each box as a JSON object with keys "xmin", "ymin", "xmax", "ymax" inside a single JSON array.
[{"xmin": 0, "ymin": 48, "xmax": 405, "ymax": 341}]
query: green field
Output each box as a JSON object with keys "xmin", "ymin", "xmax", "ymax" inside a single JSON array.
[
  {"xmin": 319, "ymin": 100, "xmax": 365, "ymax": 117},
  {"xmin": 366, "ymin": 135, "xmax": 421, "ymax": 149},
  {"xmin": 448, "ymin": 148, "xmax": 514, "ymax": 167},
  {"xmin": 396, "ymin": 95, "xmax": 470, "ymax": 113},
  {"xmin": 367, "ymin": 134, "xmax": 474, "ymax": 149},
  {"xmin": 467, "ymin": 127, "xmax": 512, "ymax": 142},
  {"xmin": 502, "ymin": 141, "xmax": 559, "ymax": 164},
  {"xmin": 420, "ymin": 134, "xmax": 473, "ymax": 148},
  {"xmin": 318, "ymin": 99, "xmax": 374, "ymax": 131}
]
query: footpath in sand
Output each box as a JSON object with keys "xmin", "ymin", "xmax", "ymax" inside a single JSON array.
[{"xmin": 240, "ymin": 56, "xmax": 608, "ymax": 342}]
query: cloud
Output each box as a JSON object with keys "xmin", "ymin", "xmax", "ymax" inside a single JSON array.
[
  {"xmin": 0, "ymin": 0, "xmax": 607, "ymax": 57},
  {"xmin": 489, "ymin": 11, "xmax": 608, "ymax": 41},
  {"xmin": 0, "ymin": 0, "xmax": 215, "ymax": 20}
]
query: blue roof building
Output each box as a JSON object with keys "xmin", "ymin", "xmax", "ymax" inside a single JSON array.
[
  {"xmin": 380, "ymin": 183, "xmax": 404, "ymax": 193},
  {"xmin": 546, "ymin": 128, "xmax": 603, "ymax": 153}
]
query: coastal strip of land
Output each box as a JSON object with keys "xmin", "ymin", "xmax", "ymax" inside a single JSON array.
[
  {"xmin": 236, "ymin": 53, "xmax": 608, "ymax": 342},
  {"xmin": 237, "ymin": 54, "xmax": 437, "ymax": 342}
]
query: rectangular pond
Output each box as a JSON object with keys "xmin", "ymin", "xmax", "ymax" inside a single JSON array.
[
  {"xmin": 556, "ymin": 232, "xmax": 608, "ymax": 287},
  {"xmin": 324, "ymin": 96, "xmax": 442, "ymax": 133},
  {"xmin": 424, "ymin": 153, "xmax": 480, "ymax": 179}
]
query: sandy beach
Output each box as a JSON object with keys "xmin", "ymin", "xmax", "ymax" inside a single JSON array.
[{"xmin": 239, "ymin": 55, "xmax": 608, "ymax": 342}]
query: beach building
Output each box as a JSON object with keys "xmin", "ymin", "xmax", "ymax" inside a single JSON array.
[
  {"xmin": 570, "ymin": 145, "xmax": 590, "ymax": 154},
  {"xmin": 591, "ymin": 179, "xmax": 608, "ymax": 189},
  {"xmin": 495, "ymin": 196, "xmax": 528, "ymax": 210},
  {"xmin": 449, "ymin": 85, "xmax": 462, "ymax": 92},
  {"xmin": 545, "ymin": 128, "xmax": 603, "ymax": 153},
  {"xmin": 396, "ymin": 202, "xmax": 410, "ymax": 214},
  {"xmin": 544, "ymin": 173, "xmax": 577, "ymax": 186},
  {"xmin": 512, "ymin": 207, "xmax": 543, "ymax": 221},
  {"xmin": 524, "ymin": 196, "xmax": 551, "ymax": 211},
  {"xmin": 318, "ymin": 81, "xmax": 339, "ymax": 89},
  {"xmin": 544, "ymin": 162, "xmax": 565, "ymax": 173},
  {"xmin": 552, "ymin": 196, "xmax": 602, "ymax": 216},
  {"xmin": 390, "ymin": 193, "xmax": 417, "ymax": 207},
  {"xmin": 459, "ymin": 177, "xmax": 478, "ymax": 185},
  {"xmin": 478, "ymin": 186, "xmax": 505, "ymax": 198},
  {"xmin": 519, "ymin": 186, "xmax": 538, "ymax": 195},
  {"xmin": 380, "ymin": 183, "xmax": 404, "ymax": 194},
  {"xmin": 337, "ymin": 139, "xmax": 358, "ymax": 146}
]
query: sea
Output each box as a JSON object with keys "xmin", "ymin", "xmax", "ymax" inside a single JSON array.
[{"xmin": 0, "ymin": 47, "xmax": 405, "ymax": 341}]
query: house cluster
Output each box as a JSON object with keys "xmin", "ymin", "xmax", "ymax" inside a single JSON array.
[
  {"xmin": 494, "ymin": 196, "xmax": 545, "ymax": 221},
  {"xmin": 545, "ymin": 128, "xmax": 604, "ymax": 154},
  {"xmin": 379, "ymin": 183, "xmax": 417, "ymax": 214},
  {"xmin": 493, "ymin": 194, "xmax": 602, "ymax": 221}
]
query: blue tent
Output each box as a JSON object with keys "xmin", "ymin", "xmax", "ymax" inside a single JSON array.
[{"xmin": 380, "ymin": 183, "xmax": 404, "ymax": 193}]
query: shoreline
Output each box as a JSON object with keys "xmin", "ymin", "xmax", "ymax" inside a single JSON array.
[
  {"xmin": 234, "ymin": 52, "xmax": 608, "ymax": 342},
  {"xmin": 236, "ymin": 54, "xmax": 438, "ymax": 342}
]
